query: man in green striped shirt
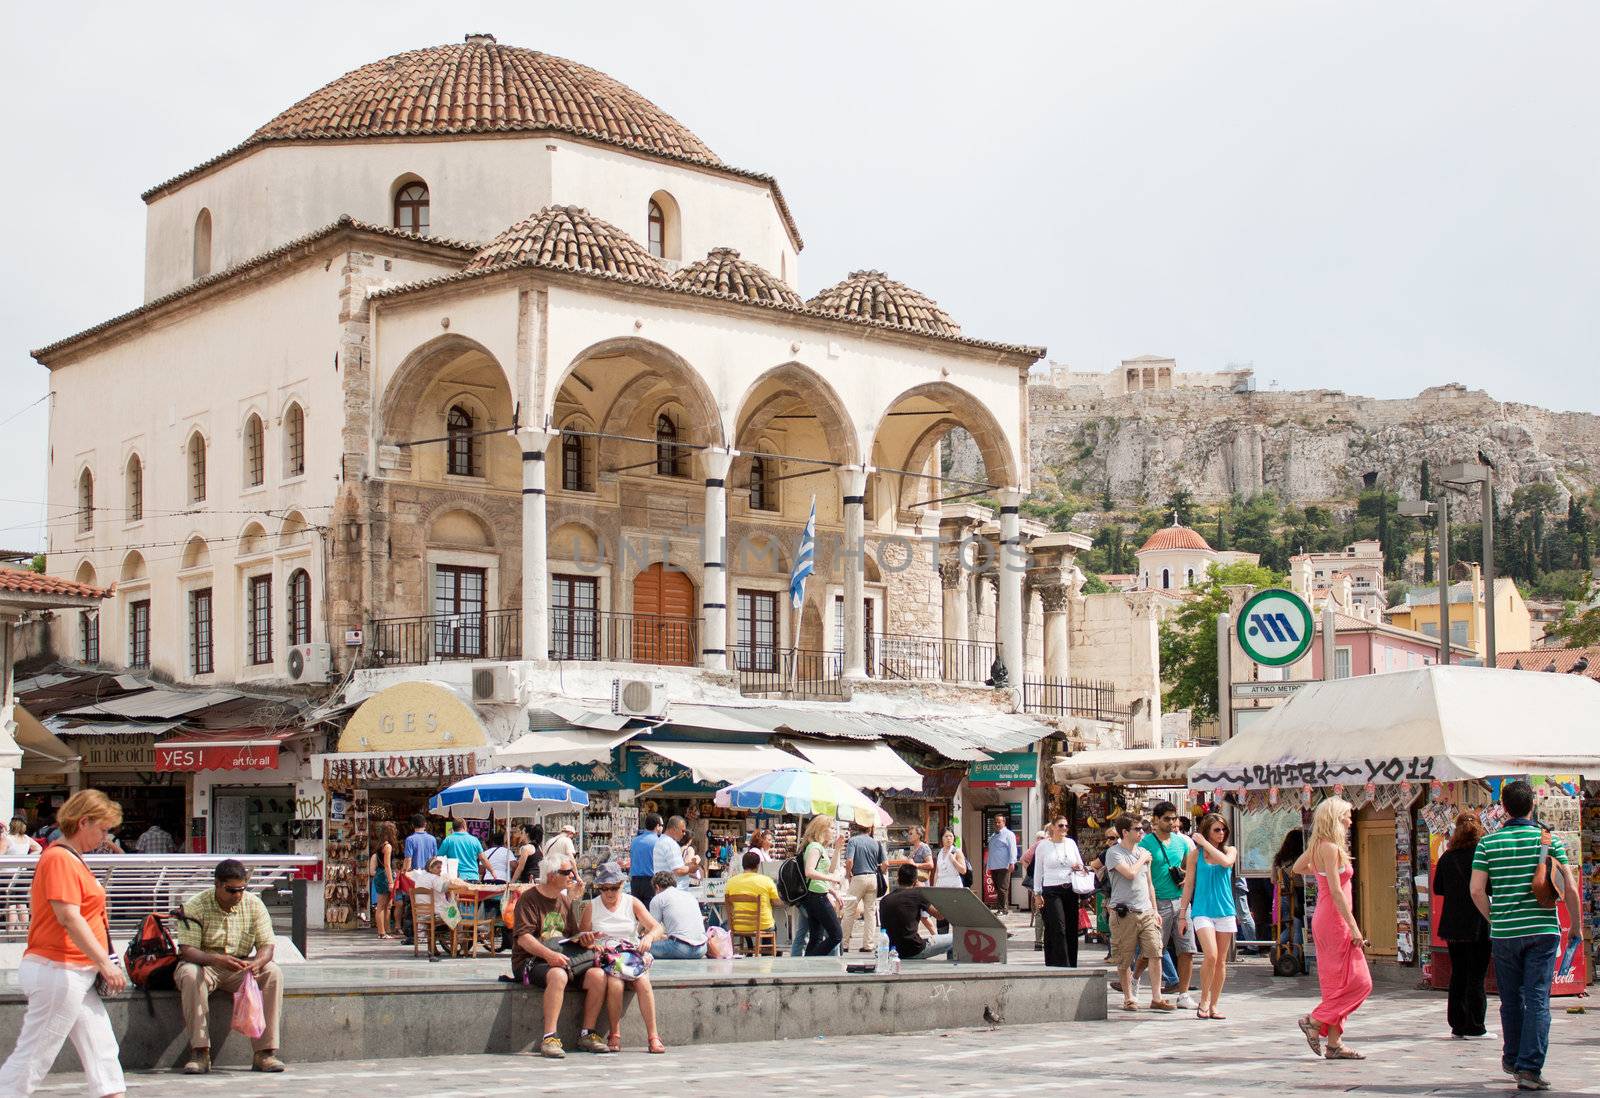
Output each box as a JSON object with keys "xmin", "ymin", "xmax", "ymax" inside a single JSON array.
[{"xmin": 1469, "ymin": 780, "xmax": 1579, "ymax": 1092}]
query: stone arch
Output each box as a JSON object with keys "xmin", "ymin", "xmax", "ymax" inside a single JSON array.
[
  {"xmin": 868, "ymin": 380, "xmax": 1020, "ymax": 490},
  {"xmin": 731, "ymin": 362, "xmax": 859, "ymax": 466},
  {"xmin": 120, "ymin": 551, "xmax": 147, "ymax": 583},
  {"xmin": 181, "ymin": 536, "xmax": 210, "ymax": 571},
  {"xmin": 427, "ymin": 507, "xmax": 495, "ymax": 549},
  {"xmin": 555, "ymin": 336, "xmax": 723, "ymax": 448},
  {"xmin": 74, "ymin": 560, "xmax": 97, "ymax": 587},
  {"xmin": 237, "ymin": 521, "xmax": 269, "ymax": 558},
  {"xmin": 729, "ymin": 528, "xmax": 790, "ymax": 576},
  {"xmin": 278, "ymin": 510, "xmax": 310, "ymax": 549},
  {"xmin": 378, "ymin": 334, "xmax": 513, "ymax": 446},
  {"xmin": 550, "ymin": 518, "xmax": 604, "ymax": 562}
]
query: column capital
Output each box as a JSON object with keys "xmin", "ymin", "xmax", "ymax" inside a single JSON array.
[
  {"xmin": 698, "ymin": 446, "xmax": 737, "ymax": 482},
  {"xmin": 1036, "ymin": 584, "xmax": 1071, "ymax": 614},
  {"xmin": 515, "ymin": 426, "xmax": 561, "ymax": 454},
  {"xmin": 996, "ymin": 486, "xmax": 1024, "ymax": 512},
  {"xmin": 835, "ymin": 464, "xmax": 869, "ymax": 498},
  {"xmin": 938, "ymin": 558, "xmax": 964, "ymax": 591}
]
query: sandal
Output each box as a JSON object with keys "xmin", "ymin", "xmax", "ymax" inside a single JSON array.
[
  {"xmin": 1324, "ymin": 1044, "xmax": 1364, "ymax": 1060},
  {"xmin": 1297, "ymin": 1015, "xmax": 1324, "ymax": 1056},
  {"xmin": 647, "ymin": 1035, "xmax": 667, "ymax": 1054},
  {"xmin": 607, "ymin": 1030, "xmax": 621, "ymax": 1053},
  {"xmin": 1208, "ymin": 1010, "xmax": 1226, "ymax": 1020},
  {"xmin": 1196, "ymin": 1008, "xmax": 1212, "ymax": 1019},
  {"xmin": 1121, "ymin": 1000, "xmax": 1139, "ymax": 1012}
]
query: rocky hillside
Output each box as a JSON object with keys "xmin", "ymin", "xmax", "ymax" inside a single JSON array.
[{"xmin": 1016, "ymin": 382, "xmax": 1600, "ymax": 508}]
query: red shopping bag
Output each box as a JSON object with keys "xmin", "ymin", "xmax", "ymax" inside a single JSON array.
[{"xmin": 231, "ymin": 971, "xmax": 266, "ymax": 1039}]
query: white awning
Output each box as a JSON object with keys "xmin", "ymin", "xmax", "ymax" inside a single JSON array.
[
  {"xmin": 787, "ymin": 741, "xmax": 922, "ymax": 792},
  {"xmin": 640, "ymin": 742, "xmax": 802, "ymax": 785},
  {"xmin": 1053, "ymin": 747, "xmax": 1213, "ymax": 786},
  {"xmin": 495, "ymin": 728, "xmax": 638, "ymax": 767},
  {"xmin": 543, "ymin": 698, "xmax": 633, "ymax": 732}
]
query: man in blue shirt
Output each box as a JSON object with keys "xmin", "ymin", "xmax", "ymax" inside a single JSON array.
[
  {"xmin": 437, "ymin": 824, "xmax": 487, "ymax": 882},
  {"xmin": 401, "ymin": 814, "xmax": 438, "ymax": 875},
  {"xmin": 986, "ymin": 815, "xmax": 1019, "ymax": 913},
  {"xmin": 629, "ymin": 813, "xmax": 663, "ymax": 903}
]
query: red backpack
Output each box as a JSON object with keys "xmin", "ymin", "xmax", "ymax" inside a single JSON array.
[{"xmin": 123, "ymin": 912, "xmax": 197, "ymax": 1008}]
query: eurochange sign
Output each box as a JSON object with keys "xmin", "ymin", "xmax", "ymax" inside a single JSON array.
[
  {"xmin": 1236, "ymin": 588, "xmax": 1315, "ymax": 668},
  {"xmin": 968, "ymin": 751, "xmax": 1038, "ymax": 788}
]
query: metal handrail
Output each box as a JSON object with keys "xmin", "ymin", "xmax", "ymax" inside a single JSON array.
[
  {"xmin": 737, "ymin": 647, "xmax": 846, "ymax": 700},
  {"xmin": 368, "ymin": 609, "xmax": 522, "ymax": 666},
  {"xmin": 870, "ymin": 632, "xmax": 997, "ymax": 684},
  {"xmin": 550, "ymin": 609, "xmax": 700, "ymax": 667},
  {"xmin": 1019, "ymin": 678, "xmax": 1129, "ymax": 726}
]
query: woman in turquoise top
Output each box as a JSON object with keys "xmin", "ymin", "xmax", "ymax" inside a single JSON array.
[{"xmin": 1177, "ymin": 812, "xmax": 1238, "ymax": 1019}]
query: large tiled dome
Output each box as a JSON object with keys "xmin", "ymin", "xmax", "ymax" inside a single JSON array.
[
  {"xmin": 253, "ymin": 35, "xmax": 720, "ymax": 165},
  {"xmin": 465, "ymin": 205, "xmax": 669, "ymax": 282},
  {"xmin": 1139, "ymin": 525, "xmax": 1213, "ymax": 553},
  {"xmin": 673, "ymin": 248, "xmax": 802, "ymax": 308},
  {"xmin": 806, "ymin": 271, "xmax": 961, "ymax": 337}
]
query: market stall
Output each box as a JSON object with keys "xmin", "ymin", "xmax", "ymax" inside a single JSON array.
[{"xmin": 1189, "ymin": 666, "xmax": 1600, "ymax": 980}]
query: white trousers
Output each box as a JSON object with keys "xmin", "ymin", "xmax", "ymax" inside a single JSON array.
[
  {"xmin": 840, "ymin": 873, "xmax": 881, "ymax": 950},
  {"xmin": 0, "ymin": 957, "xmax": 124, "ymax": 1097}
]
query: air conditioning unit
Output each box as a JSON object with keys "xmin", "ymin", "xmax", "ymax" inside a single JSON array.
[
  {"xmin": 612, "ymin": 678, "xmax": 665, "ymax": 719},
  {"xmin": 286, "ymin": 643, "xmax": 332, "ymax": 683},
  {"xmin": 472, "ymin": 664, "xmax": 517, "ymax": 704}
]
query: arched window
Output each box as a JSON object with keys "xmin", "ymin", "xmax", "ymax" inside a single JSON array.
[
  {"xmin": 1161, "ymin": 568, "xmax": 1170, "ymax": 590},
  {"xmin": 77, "ymin": 469, "xmax": 93, "ymax": 533},
  {"xmin": 394, "ymin": 181, "xmax": 430, "ymax": 235},
  {"xmin": 446, "ymin": 405, "xmax": 476, "ymax": 477},
  {"xmin": 243, "ymin": 414, "xmax": 264, "ymax": 487},
  {"xmin": 188, "ymin": 432, "xmax": 207, "ymax": 503},
  {"xmin": 655, "ymin": 414, "xmax": 683, "ymax": 477},
  {"xmin": 647, "ymin": 200, "xmax": 665, "ymax": 259},
  {"xmin": 125, "ymin": 454, "xmax": 142, "ymax": 523},
  {"xmin": 286, "ymin": 568, "xmax": 311, "ymax": 647},
  {"xmin": 193, "ymin": 208, "xmax": 212, "ymax": 279},
  {"xmin": 561, "ymin": 431, "xmax": 590, "ymax": 492},
  {"xmin": 283, "ymin": 402, "xmax": 305, "ymax": 478},
  {"xmin": 1185, "ymin": 568, "xmax": 1195, "ymax": 587},
  {"xmin": 749, "ymin": 455, "xmax": 778, "ymax": 512}
]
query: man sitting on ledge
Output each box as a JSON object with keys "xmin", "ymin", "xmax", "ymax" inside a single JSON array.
[
  {"xmin": 174, "ymin": 858, "xmax": 285, "ymax": 1074},
  {"xmin": 511, "ymin": 854, "xmax": 610, "ymax": 1058}
]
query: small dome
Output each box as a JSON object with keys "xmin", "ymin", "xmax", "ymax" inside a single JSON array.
[
  {"xmin": 806, "ymin": 271, "xmax": 961, "ymax": 337},
  {"xmin": 253, "ymin": 36, "xmax": 720, "ymax": 165},
  {"xmin": 1139, "ymin": 525, "xmax": 1213, "ymax": 553},
  {"xmin": 673, "ymin": 248, "xmax": 802, "ymax": 308},
  {"xmin": 466, "ymin": 206, "xmax": 668, "ymax": 282}
]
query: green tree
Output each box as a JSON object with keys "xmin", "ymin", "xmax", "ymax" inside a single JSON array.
[
  {"xmin": 1214, "ymin": 509, "xmax": 1228, "ymax": 551},
  {"xmin": 29, "ymin": 553, "xmax": 44, "ymax": 574},
  {"xmin": 1100, "ymin": 482, "xmax": 1114, "ymax": 512},
  {"xmin": 1158, "ymin": 560, "xmax": 1284, "ymax": 724},
  {"xmin": 1567, "ymin": 495, "xmax": 1591, "ymax": 570},
  {"xmin": 1166, "ymin": 489, "xmax": 1195, "ymax": 528},
  {"xmin": 1080, "ymin": 572, "xmax": 1111, "ymax": 595},
  {"xmin": 1547, "ymin": 603, "xmax": 1600, "ymax": 647}
]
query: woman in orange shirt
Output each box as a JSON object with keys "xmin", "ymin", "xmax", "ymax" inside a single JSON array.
[{"xmin": 0, "ymin": 789, "xmax": 127, "ymax": 1096}]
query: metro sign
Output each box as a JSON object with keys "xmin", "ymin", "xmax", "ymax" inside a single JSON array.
[{"xmin": 1236, "ymin": 588, "xmax": 1315, "ymax": 668}]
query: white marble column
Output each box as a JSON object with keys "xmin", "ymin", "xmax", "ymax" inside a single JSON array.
[
  {"xmin": 837, "ymin": 464, "xmax": 868, "ymax": 679},
  {"xmin": 517, "ymin": 427, "xmax": 559, "ymax": 662},
  {"xmin": 1039, "ymin": 583, "xmax": 1071, "ymax": 681},
  {"xmin": 996, "ymin": 487, "xmax": 1025, "ymax": 683},
  {"xmin": 700, "ymin": 448, "xmax": 734, "ymax": 671}
]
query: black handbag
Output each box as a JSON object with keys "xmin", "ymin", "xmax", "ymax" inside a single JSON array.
[{"xmin": 874, "ymin": 841, "xmax": 887, "ymax": 895}]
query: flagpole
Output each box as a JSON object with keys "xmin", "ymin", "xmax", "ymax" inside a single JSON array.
[{"xmin": 787, "ymin": 497, "xmax": 817, "ymax": 698}]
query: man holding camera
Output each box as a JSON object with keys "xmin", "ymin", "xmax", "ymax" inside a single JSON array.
[
  {"xmin": 1105, "ymin": 817, "xmax": 1173, "ymax": 1012},
  {"xmin": 1135, "ymin": 801, "xmax": 1199, "ymax": 1009}
]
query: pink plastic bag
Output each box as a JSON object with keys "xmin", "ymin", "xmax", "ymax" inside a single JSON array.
[{"xmin": 231, "ymin": 971, "xmax": 266, "ymax": 1039}]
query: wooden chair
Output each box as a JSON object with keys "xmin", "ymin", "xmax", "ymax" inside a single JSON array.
[
  {"xmin": 726, "ymin": 893, "xmax": 778, "ymax": 957},
  {"xmin": 412, "ymin": 890, "xmax": 440, "ymax": 958}
]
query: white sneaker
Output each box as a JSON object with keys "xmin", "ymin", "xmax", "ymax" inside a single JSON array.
[{"xmin": 1176, "ymin": 992, "xmax": 1198, "ymax": 1009}]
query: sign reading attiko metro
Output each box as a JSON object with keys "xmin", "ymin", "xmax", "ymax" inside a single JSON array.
[
  {"xmin": 967, "ymin": 752, "xmax": 1038, "ymax": 788},
  {"xmin": 1236, "ymin": 588, "xmax": 1315, "ymax": 667}
]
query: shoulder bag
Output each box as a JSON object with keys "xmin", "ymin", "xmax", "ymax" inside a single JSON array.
[{"xmin": 1531, "ymin": 831, "xmax": 1562, "ymax": 909}]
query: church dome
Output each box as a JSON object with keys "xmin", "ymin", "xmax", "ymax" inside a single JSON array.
[
  {"xmin": 466, "ymin": 206, "xmax": 669, "ymax": 282},
  {"xmin": 805, "ymin": 271, "xmax": 961, "ymax": 337},
  {"xmin": 1139, "ymin": 525, "xmax": 1213, "ymax": 553},
  {"xmin": 252, "ymin": 35, "xmax": 720, "ymax": 165},
  {"xmin": 673, "ymin": 248, "xmax": 802, "ymax": 308}
]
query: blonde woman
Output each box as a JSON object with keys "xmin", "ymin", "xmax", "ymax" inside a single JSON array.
[
  {"xmin": 1292, "ymin": 797, "xmax": 1372, "ymax": 1059},
  {"xmin": 1176, "ymin": 812, "xmax": 1238, "ymax": 1019},
  {"xmin": 799, "ymin": 815, "xmax": 845, "ymax": 956},
  {"xmin": 0, "ymin": 790, "xmax": 126, "ymax": 1096},
  {"xmin": 5, "ymin": 817, "xmax": 42, "ymax": 856}
]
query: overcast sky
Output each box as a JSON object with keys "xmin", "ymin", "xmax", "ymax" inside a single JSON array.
[{"xmin": 3, "ymin": 1, "xmax": 1597, "ymax": 551}]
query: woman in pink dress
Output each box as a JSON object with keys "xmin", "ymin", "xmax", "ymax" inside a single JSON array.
[{"xmin": 1291, "ymin": 796, "xmax": 1372, "ymax": 1060}]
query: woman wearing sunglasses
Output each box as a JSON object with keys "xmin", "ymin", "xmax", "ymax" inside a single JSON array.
[
  {"xmin": 1176, "ymin": 812, "xmax": 1238, "ymax": 1020},
  {"xmin": 579, "ymin": 863, "xmax": 667, "ymax": 1053}
]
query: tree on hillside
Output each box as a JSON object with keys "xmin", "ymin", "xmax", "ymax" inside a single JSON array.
[
  {"xmin": 1158, "ymin": 560, "xmax": 1285, "ymax": 725},
  {"xmin": 1567, "ymin": 495, "xmax": 1591, "ymax": 570},
  {"xmin": 1214, "ymin": 509, "xmax": 1227, "ymax": 551},
  {"xmin": 1166, "ymin": 489, "xmax": 1195, "ymax": 528},
  {"xmin": 1100, "ymin": 482, "xmax": 1114, "ymax": 512},
  {"xmin": 1547, "ymin": 602, "xmax": 1600, "ymax": 648}
]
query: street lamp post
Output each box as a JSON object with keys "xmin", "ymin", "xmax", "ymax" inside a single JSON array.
[
  {"xmin": 1440, "ymin": 462, "xmax": 1496, "ymax": 669},
  {"xmin": 1399, "ymin": 495, "xmax": 1450, "ymax": 665}
]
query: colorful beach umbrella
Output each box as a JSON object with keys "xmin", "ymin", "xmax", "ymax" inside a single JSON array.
[
  {"xmin": 713, "ymin": 767, "xmax": 890, "ymax": 828},
  {"xmin": 428, "ymin": 770, "xmax": 589, "ymax": 819}
]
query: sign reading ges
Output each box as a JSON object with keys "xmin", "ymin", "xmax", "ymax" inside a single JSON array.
[{"xmin": 1236, "ymin": 589, "xmax": 1315, "ymax": 668}]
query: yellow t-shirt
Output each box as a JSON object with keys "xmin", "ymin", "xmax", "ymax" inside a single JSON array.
[{"xmin": 724, "ymin": 870, "xmax": 780, "ymax": 932}]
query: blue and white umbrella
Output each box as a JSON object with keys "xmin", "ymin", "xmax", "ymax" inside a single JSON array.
[{"xmin": 428, "ymin": 770, "xmax": 589, "ymax": 820}]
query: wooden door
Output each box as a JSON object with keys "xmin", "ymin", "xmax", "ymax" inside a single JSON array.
[
  {"xmin": 1355, "ymin": 814, "xmax": 1397, "ymax": 957},
  {"xmin": 632, "ymin": 564, "xmax": 696, "ymax": 666}
]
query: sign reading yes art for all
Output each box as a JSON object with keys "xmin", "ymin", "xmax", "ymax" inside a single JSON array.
[{"xmin": 1236, "ymin": 588, "xmax": 1315, "ymax": 667}]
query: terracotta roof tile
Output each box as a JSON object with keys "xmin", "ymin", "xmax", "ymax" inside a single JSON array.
[
  {"xmin": 672, "ymin": 248, "xmax": 802, "ymax": 308},
  {"xmin": 465, "ymin": 206, "xmax": 669, "ymax": 282},
  {"xmin": 1496, "ymin": 646, "xmax": 1600, "ymax": 680},
  {"xmin": 0, "ymin": 567, "xmax": 107, "ymax": 600},
  {"xmin": 805, "ymin": 270, "xmax": 961, "ymax": 338},
  {"xmin": 1138, "ymin": 525, "xmax": 1213, "ymax": 553}
]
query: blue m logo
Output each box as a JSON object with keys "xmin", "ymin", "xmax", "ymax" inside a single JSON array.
[{"xmin": 1248, "ymin": 612, "xmax": 1300, "ymax": 644}]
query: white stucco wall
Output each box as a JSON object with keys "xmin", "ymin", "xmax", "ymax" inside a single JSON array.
[{"xmin": 144, "ymin": 137, "xmax": 794, "ymax": 302}]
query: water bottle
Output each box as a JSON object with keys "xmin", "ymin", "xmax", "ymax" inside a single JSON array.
[
  {"xmin": 876, "ymin": 930, "xmax": 890, "ymax": 971},
  {"xmin": 888, "ymin": 946, "xmax": 900, "ymax": 975}
]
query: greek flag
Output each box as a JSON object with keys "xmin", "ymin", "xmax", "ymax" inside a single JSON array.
[{"xmin": 790, "ymin": 497, "xmax": 816, "ymax": 609}]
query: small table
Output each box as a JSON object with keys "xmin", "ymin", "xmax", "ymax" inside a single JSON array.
[{"xmin": 445, "ymin": 881, "xmax": 509, "ymax": 957}]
